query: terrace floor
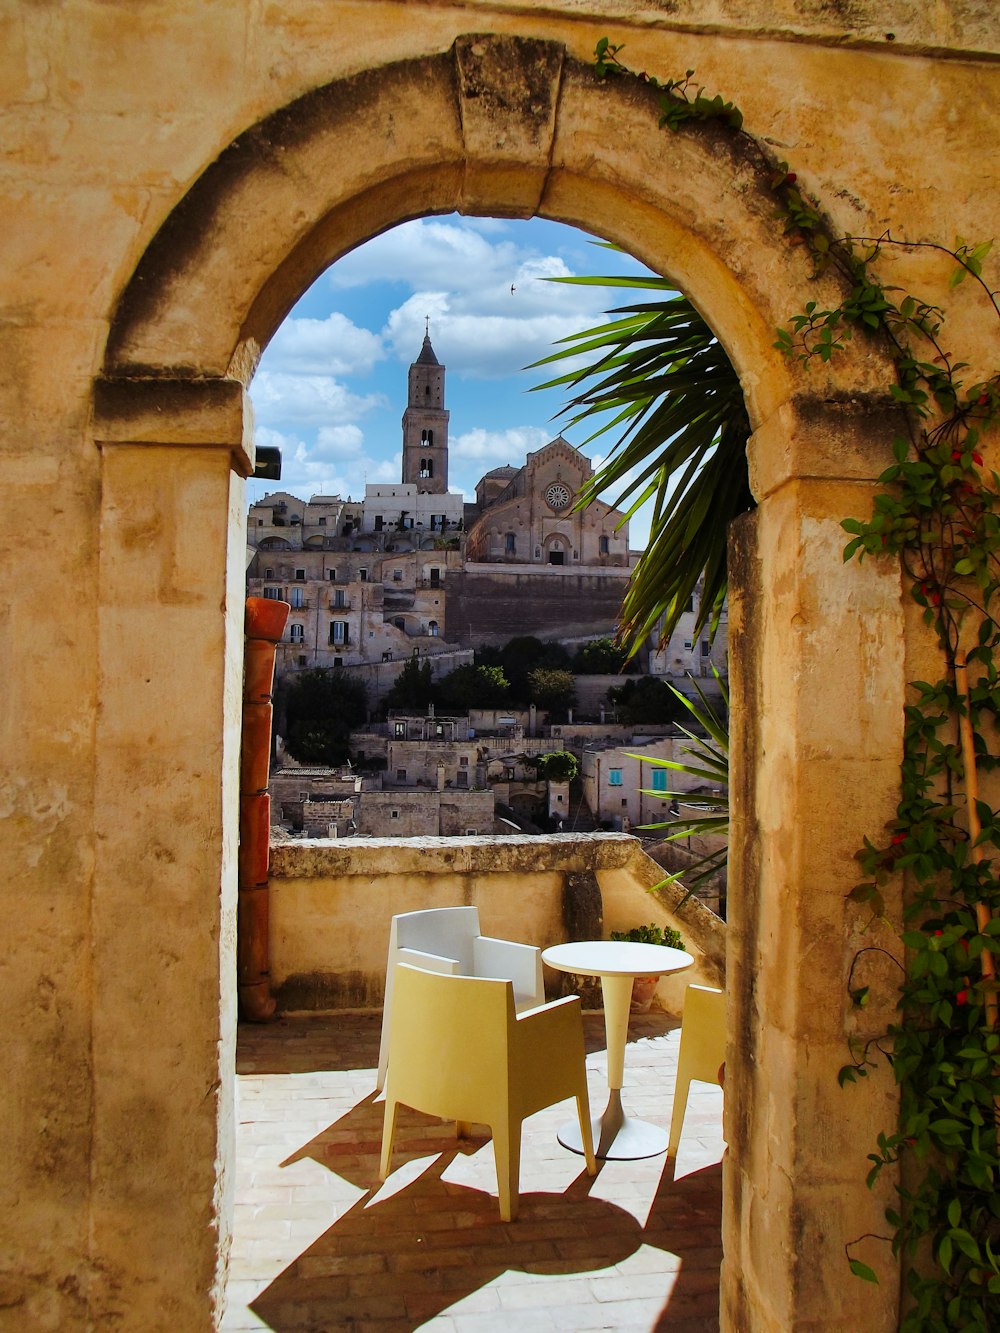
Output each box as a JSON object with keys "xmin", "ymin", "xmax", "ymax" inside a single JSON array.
[{"xmin": 224, "ymin": 1011, "xmax": 725, "ymax": 1332}]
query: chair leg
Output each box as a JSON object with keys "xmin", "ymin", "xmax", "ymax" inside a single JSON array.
[
  {"xmin": 379, "ymin": 1097, "xmax": 399, "ymax": 1180},
  {"xmin": 575, "ymin": 1090, "xmax": 597, "ymax": 1176},
  {"xmin": 492, "ymin": 1119, "xmax": 522, "ymax": 1222},
  {"xmin": 667, "ymin": 1073, "xmax": 691, "ymax": 1158},
  {"xmin": 375, "ymin": 1017, "xmax": 389, "ymax": 1093}
]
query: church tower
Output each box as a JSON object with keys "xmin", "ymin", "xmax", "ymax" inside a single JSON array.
[{"xmin": 401, "ymin": 324, "xmax": 449, "ymax": 495}]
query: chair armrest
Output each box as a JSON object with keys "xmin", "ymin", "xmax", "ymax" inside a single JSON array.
[
  {"xmin": 474, "ymin": 936, "xmax": 545, "ymax": 1007},
  {"xmin": 395, "ymin": 946, "xmax": 461, "ymax": 976}
]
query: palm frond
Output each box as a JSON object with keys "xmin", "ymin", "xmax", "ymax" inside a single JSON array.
[{"xmin": 528, "ymin": 278, "xmax": 753, "ymax": 653}]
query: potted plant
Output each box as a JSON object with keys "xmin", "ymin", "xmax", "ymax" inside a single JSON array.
[{"xmin": 610, "ymin": 923, "xmax": 686, "ymax": 1013}]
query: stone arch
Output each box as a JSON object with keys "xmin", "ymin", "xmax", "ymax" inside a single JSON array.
[{"xmin": 92, "ymin": 32, "xmax": 905, "ymax": 1333}]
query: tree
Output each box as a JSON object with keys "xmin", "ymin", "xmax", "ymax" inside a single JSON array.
[
  {"xmin": 572, "ymin": 637, "xmax": 633, "ymax": 674},
  {"xmin": 528, "ymin": 750, "xmax": 579, "ymax": 783},
  {"xmin": 280, "ymin": 669, "xmax": 368, "ymax": 766},
  {"xmin": 531, "ymin": 277, "xmax": 751, "ymax": 654},
  {"xmin": 498, "ymin": 636, "xmax": 572, "ymax": 701},
  {"xmin": 607, "ymin": 675, "xmax": 689, "ymax": 726},
  {"xmin": 527, "ymin": 666, "xmax": 576, "ymax": 720},
  {"xmin": 384, "ymin": 656, "xmax": 434, "ymax": 712},
  {"xmin": 435, "ymin": 662, "xmax": 510, "ymax": 711}
]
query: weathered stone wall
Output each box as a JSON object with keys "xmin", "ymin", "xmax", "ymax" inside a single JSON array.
[
  {"xmin": 447, "ymin": 566, "xmax": 633, "ymax": 645},
  {"xmin": 2, "ymin": 3, "xmax": 997, "ymax": 1329},
  {"xmin": 268, "ymin": 832, "xmax": 725, "ymax": 1013}
]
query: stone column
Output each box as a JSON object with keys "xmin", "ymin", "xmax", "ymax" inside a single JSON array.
[
  {"xmin": 723, "ymin": 397, "xmax": 906, "ymax": 1329},
  {"xmin": 90, "ymin": 378, "xmax": 252, "ymax": 1328}
]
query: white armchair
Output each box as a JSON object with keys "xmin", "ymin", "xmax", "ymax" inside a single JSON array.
[{"xmin": 375, "ymin": 905, "xmax": 545, "ymax": 1092}]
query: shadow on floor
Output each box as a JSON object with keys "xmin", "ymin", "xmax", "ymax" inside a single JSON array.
[{"xmin": 250, "ymin": 1098, "xmax": 721, "ymax": 1329}]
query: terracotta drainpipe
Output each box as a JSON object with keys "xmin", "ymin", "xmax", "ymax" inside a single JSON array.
[{"xmin": 238, "ymin": 596, "xmax": 289, "ymax": 1022}]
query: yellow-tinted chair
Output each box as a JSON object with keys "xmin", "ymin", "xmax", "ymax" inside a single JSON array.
[
  {"xmin": 375, "ymin": 905, "xmax": 545, "ymax": 1093},
  {"xmin": 379, "ymin": 963, "xmax": 596, "ymax": 1221},
  {"xmin": 667, "ymin": 984, "xmax": 726, "ymax": 1159}
]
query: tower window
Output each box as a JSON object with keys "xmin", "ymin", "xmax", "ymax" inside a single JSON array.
[
  {"xmin": 599, "ymin": 535, "xmax": 610, "ymax": 555},
  {"xmin": 420, "ymin": 428, "xmax": 434, "ymax": 446},
  {"xmin": 419, "ymin": 458, "xmax": 433, "ymax": 478}
]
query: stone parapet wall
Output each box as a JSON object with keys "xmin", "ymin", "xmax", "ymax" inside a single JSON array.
[{"xmin": 267, "ymin": 831, "xmax": 725, "ymax": 1014}]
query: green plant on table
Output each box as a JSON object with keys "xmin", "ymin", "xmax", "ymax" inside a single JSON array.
[{"xmin": 610, "ymin": 922, "xmax": 685, "ymax": 950}]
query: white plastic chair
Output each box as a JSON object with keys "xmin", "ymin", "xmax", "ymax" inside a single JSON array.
[
  {"xmin": 375, "ymin": 905, "xmax": 545, "ymax": 1092},
  {"xmin": 667, "ymin": 984, "xmax": 726, "ymax": 1158},
  {"xmin": 379, "ymin": 963, "xmax": 596, "ymax": 1220}
]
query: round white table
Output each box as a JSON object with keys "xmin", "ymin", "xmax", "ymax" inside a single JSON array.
[{"xmin": 542, "ymin": 939, "xmax": 694, "ymax": 1160}]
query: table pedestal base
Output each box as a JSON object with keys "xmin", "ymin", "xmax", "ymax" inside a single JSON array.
[{"xmin": 557, "ymin": 1088, "xmax": 668, "ymax": 1161}]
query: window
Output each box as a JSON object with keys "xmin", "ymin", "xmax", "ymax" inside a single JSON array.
[
  {"xmin": 382, "ymin": 651, "xmax": 392, "ymax": 662},
  {"xmin": 264, "ymin": 567, "xmax": 274, "ymax": 578},
  {"xmin": 465, "ymin": 828, "xmax": 477, "ymax": 836},
  {"xmin": 456, "ymin": 771, "xmax": 468, "ymax": 788},
  {"xmin": 505, "ymin": 532, "xmax": 516, "ymax": 555},
  {"xmin": 459, "ymin": 756, "xmax": 469, "ymax": 767},
  {"xmin": 328, "ymin": 570, "xmax": 337, "ymax": 581},
  {"xmin": 396, "ymin": 769, "xmax": 406, "ymax": 782},
  {"xmin": 434, "ymin": 722, "xmax": 445, "ymax": 738},
  {"xmin": 684, "ymin": 640, "xmax": 694, "ymax": 651},
  {"xmin": 701, "ymin": 640, "xmax": 711, "ymax": 656},
  {"xmin": 290, "ymin": 624, "xmax": 304, "ymax": 643},
  {"xmin": 318, "ymin": 517, "xmax": 326, "ymax": 526},
  {"xmin": 332, "ymin": 589, "xmax": 346, "ymax": 608},
  {"xmin": 504, "ymin": 767, "xmax": 515, "ymax": 780},
  {"xmin": 359, "ymin": 568, "xmax": 368, "ymax": 582},
  {"xmin": 651, "ymin": 769, "xmax": 668, "ymax": 791},
  {"xmin": 330, "ymin": 621, "xmax": 349, "ymax": 645},
  {"xmin": 392, "ymin": 569, "xmax": 402, "ymax": 582},
  {"xmin": 257, "ymin": 518, "xmax": 264, "ymax": 527},
  {"xmin": 419, "ymin": 458, "xmax": 433, "ymax": 478},
  {"xmin": 298, "ymin": 655, "xmax": 307, "ymax": 667},
  {"xmin": 599, "ymin": 535, "xmax": 609, "ymax": 555},
  {"xmin": 294, "ymin": 568, "xmax": 305, "ymax": 581},
  {"xmin": 394, "ymin": 723, "xmax": 406, "ymax": 738},
  {"xmin": 264, "ymin": 586, "xmax": 281, "ymax": 599},
  {"xmin": 428, "ymin": 620, "xmax": 439, "ymax": 637},
  {"xmin": 429, "ymin": 568, "xmax": 440, "ymax": 587},
  {"xmin": 333, "ymin": 656, "xmax": 343, "ymax": 668},
  {"xmin": 390, "ymin": 809, "xmax": 400, "ymax": 819},
  {"xmin": 609, "ymin": 768, "xmax": 623, "ymax": 787},
  {"xmin": 290, "ymin": 587, "xmax": 304, "ymax": 608},
  {"xmin": 621, "ymin": 798, "xmax": 629, "ymax": 807},
  {"xmin": 374, "ymin": 516, "xmax": 384, "ymax": 531},
  {"xmin": 393, "ymin": 617, "xmax": 405, "ymax": 630},
  {"xmin": 556, "ymin": 793, "xmax": 564, "ymax": 803}
]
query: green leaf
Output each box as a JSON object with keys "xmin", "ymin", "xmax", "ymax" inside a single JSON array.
[{"xmin": 849, "ymin": 1259, "xmax": 879, "ymax": 1284}]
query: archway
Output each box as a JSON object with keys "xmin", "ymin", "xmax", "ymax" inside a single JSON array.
[{"xmin": 93, "ymin": 33, "xmax": 905, "ymax": 1330}]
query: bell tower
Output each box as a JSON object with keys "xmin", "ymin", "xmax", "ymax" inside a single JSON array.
[{"xmin": 401, "ymin": 322, "xmax": 449, "ymax": 495}]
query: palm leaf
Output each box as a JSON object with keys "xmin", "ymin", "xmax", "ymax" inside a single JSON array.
[{"xmin": 528, "ymin": 277, "xmax": 752, "ymax": 653}]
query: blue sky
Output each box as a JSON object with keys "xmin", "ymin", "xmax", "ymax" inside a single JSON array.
[{"xmin": 247, "ymin": 215, "xmax": 661, "ymax": 546}]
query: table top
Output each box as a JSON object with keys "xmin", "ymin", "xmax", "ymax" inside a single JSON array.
[{"xmin": 542, "ymin": 940, "xmax": 694, "ymax": 978}]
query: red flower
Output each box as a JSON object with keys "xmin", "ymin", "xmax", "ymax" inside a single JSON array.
[
  {"xmin": 891, "ymin": 833, "xmax": 906, "ymax": 845},
  {"xmin": 933, "ymin": 929, "xmax": 943, "ymax": 935},
  {"xmin": 978, "ymin": 393, "xmax": 989, "ymax": 406},
  {"xmin": 956, "ymin": 988, "xmax": 969, "ymax": 1006},
  {"xmin": 952, "ymin": 450, "xmax": 962, "ymax": 461},
  {"xmin": 785, "ymin": 172, "xmax": 797, "ymax": 183},
  {"xmin": 972, "ymin": 452, "xmax": 983, "ymax": 466}
]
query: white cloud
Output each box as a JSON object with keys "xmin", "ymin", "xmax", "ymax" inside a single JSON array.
[
  {"xmin": 250, "ymin": 370, "xmax": 383, "ymax": 427},
  {"xmin": 450, "ymin": 425, "xmax": 552, "ymax": 463},
  {"xmin": 263, "ymin": 311, "xmax": 384, "ymax": 376}
]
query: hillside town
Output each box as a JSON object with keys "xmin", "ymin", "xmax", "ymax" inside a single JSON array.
[{"xmin": 248, "ymin": 330, "xmax": 728, "ymax": 894}]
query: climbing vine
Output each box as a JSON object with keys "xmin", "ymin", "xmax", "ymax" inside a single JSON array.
[{"xmin": 592, "ymin": 38, "xmax": 1000, "ymax": 1328}]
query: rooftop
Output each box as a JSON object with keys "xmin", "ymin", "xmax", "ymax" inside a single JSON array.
[{"xmin": 224, "ymin": 1010, "xmax": 724, "ymax": 1331}]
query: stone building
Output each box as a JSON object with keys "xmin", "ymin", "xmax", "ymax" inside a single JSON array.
[
  {"xmin": 6, "ymin": 7, "xmax": 997, "ymax": 1332},
  {"xmin": 247, "ymin": 332, "xmax": 641, "ymax": 680}
]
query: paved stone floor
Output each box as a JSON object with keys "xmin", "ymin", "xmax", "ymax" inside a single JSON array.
[{"xmin": 224, "ymin": 1011, "xmax": 724, "ymax": 1332}]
